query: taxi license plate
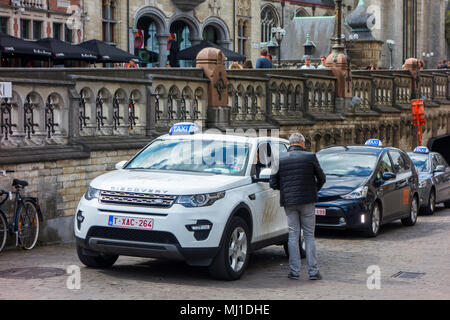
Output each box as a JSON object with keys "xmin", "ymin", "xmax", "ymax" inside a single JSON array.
[
  {"xmin": 315, "ymin": 208, "xmax": 327, "ymax": 216},
  {"xmin": 108, "ymin": 215, "xmax": 154, "ymax": 230}
]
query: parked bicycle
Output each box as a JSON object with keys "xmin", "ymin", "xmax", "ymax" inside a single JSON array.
[{"xmin": 0, "ymin": 170, "xmax": 42, "ymax": 253}]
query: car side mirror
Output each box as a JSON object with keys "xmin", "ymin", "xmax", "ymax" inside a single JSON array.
[
  {"xmin": 115, "ymin": 160, "xmax": 127, "ymax": 170},
  {"xmin": 434, "ymin": 165, "xmax": 445, "ymax": 173},
  {"xmin": 252, "ymin": 168, "xmax": 272, "ymax": 183},
  {"xmin": 382, "ymin": 172, "xmax": 397, "ymax": 181}
]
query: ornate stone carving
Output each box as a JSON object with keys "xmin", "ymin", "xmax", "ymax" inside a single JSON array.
[
  {"xmin": 237, "ymin": 0, "xmax": 251, "ymax": 16},
  {"xmin": 171, "ymin": 0, "xmax": 206, "ymax": 12},
  {"xmin": 209, "ymin": 0, "xmax": 221, "ymax": 16}
]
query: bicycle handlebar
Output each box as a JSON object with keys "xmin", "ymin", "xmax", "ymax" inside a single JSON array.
[
  {"xmin": 0, "ymin": 190, "xmax": 10, "ymax": 206},
  {"xmin": 0, "ymin": 170, "xmax": 15, "ymax": 177}
]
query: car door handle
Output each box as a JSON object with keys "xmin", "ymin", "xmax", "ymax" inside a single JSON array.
[{"xmin": 396, "ymin": 179, "xmax": 407, "ymax": 188}]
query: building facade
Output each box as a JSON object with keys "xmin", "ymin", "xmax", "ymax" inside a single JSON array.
[
  {"xmin": 0, "ymin": 0, "xmax": 83, "ymax": 43},
  {"xmin": 0, "ymin": 1, "xmax": 446, "ymax": 69},
  {"xmin": 81, "ymin": 0, "xmax": 336, "ymax": 67}
]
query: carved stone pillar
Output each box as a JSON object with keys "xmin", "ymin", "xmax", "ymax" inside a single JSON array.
[
  {"xmin": 196, "ymin": 48, "xmax": 229, "ymax": 128},
  {"xmin": 157, "ymin": 34, "xmax": 169, "ymax": 67}
]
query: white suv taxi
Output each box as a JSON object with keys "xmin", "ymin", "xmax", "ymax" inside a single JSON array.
[{"xmin": 75, "ymin": 123, "xmax": 304, "ymax": 280}]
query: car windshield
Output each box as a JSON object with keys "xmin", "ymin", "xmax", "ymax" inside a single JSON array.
[
  {"xmin": 125, "ymin": 138, "xmax": 250, "ymax": 176},
  {"xmin": 408, "ymin": 153, "xmax": 430, "ymax": 172},
  {"xmin": 317, "ymin": 152, "xmax": 378, "ymax": 177}
]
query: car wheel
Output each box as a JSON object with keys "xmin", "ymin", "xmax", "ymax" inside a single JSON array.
[
  {"xmin": 421, "ymin": 190, "xmax": 436, "ymax": 216},
  {"xmin": 402, "ymin": 196, "xmax": 419, "ymax": 226},
  {"xmin": 283, "ymin": 228, "xmax": 306, "ymax": 259},
  {"xmin": 76, "ymin": 244, "xmax": 118, "ymax": 268},
  {"xmin": 363, "ymin": 203, "xmax": 381, "ymax": 238},
  {"xmin": 208, "ymin": 217, "xmax": 250, "ymax": 281}
]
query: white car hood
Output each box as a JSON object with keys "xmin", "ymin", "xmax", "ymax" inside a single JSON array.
[{"xmin": 90, "ymin": 169, "xmax": 250, "ymax": 195}]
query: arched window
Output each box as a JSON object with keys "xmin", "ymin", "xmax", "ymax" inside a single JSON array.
[
  {"xmin": 136, "ymin": 17, "xmax": 160, "ymax": 67},
  {"xmin": 102, "ymin": 0, "xmax": 117, "ymax": 44},
  {"xmin": 294, "ymin": 8, "xmax": 310, "ymax": 18},
  {"xmin": 170, "ymin": 21, "xmax": 192, "ymax": 67},
  {"xmin": 238, "ymin": 20, "xmax": 249, "ymax": 56},
  {"xmin": 260, "ymin": 6, "xmax": 279, "ymax": 44},
  {"xmin": 203, "ymin": 25, "xmax": 219, "ymax": 43}
]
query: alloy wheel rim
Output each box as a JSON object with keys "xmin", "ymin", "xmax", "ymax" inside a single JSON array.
[
  {"xmin": 411, "ymin": 198, "xmax": 418, "ymax": 222},
  {"xmin": 372, "ymin": 206, "xmax": 380, "ymax": 234},
  {"xmin": 430, "ymin": 192, "xmax": 435, "ymax": 212},
  {"xmin": 228, "ymin": 227, "xmax": 247, "ymax": 273}
]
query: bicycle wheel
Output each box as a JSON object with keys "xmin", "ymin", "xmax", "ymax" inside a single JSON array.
[
  {"xmin": 0, "ymin": 212, "xmax": 7, "ymax": 253},
  {"xmin": 17, "ymin": 201, "xmax": 39, "ymax": 250}
]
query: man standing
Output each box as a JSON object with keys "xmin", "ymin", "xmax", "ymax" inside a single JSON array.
[
  {"xmin": 300, "ymin": 58, "xmax": 316, "ymax": 70},
  {"xmin": 270, "ymin": 133, "xmax": 326, "ymax": 280},
  {"xmin": 256, "ymin": 49, "xmax": 273, "ymax": 69},
  {"xmin": 317, "ymin": 56, "xmax": 327, "ymax": 70}
]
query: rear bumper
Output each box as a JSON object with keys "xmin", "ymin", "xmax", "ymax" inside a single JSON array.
[{"xmin": 76, "ymin": 234, "xmax": 219, "ymax": 267}]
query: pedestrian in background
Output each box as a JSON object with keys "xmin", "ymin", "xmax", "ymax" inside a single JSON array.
[
  {"xmin": 256, "ymin": 49, "xmax": 273, "ymax": 69},
  {"xmin": 317, "ymin": 56, "xmax": 327, "ymax": 70},
  {"xmin": 300, "ymin": 58, "xmax": 315, "ymax": 70},
  {"xmin": 229, "ymin": 61, "xmax": 243, "ymax": 70},
  {"xmin": 270, "ymin": 133, "xmax": 326, "ymax": 281},
  {"xmin": 243, "ymin": 60, "xmax": 253, "ymax": 69}
]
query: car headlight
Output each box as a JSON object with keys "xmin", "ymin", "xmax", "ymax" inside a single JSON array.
[
  {"xmin": 341, "ymin": 186, "xmax": 368, "ymax": 200},
  {"xmin": 419, "ymin": 180, "xmax": 428, "ymax": 188},
  {"xmin": 176, "ymin": 191, "xmax": 226, "ymax": 207},
  {"xmin": 84, "ymin": 186, "xmax": 100, "ymax": 200}
]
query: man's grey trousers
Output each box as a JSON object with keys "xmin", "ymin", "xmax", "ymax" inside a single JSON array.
[{"xmin": 285, "ymin": 203, "xmax": 319, "ymax": 277}]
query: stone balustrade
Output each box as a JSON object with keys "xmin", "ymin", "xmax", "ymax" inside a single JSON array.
[
  {"xmin": 20, "ymin": 0, "xmax": 46, "ymax": 9},
  {"xmin": 2, "ymin": 68, "xmax": 450, "ymax": 159}
]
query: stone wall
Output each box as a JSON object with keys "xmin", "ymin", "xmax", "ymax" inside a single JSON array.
[{"xmin": 0, "ymin": 148, "xmax": 140, "ymax": 244}]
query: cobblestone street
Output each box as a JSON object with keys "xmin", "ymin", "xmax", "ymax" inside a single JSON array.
[{"xmin": 0, "ymin": 206, "xmax": 449, "ymax": 300}]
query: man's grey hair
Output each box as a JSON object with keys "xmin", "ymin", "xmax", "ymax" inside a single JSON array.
[{"xmin": 289, "ymin": 133, "xmax": 305, "ymax": 145}]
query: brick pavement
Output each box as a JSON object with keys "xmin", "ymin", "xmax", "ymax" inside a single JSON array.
[{"xmin": 0, "ymin": 207, "xmax": 449, "ymax": 300}]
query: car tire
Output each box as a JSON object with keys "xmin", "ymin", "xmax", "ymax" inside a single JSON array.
[
  {"xmin": 402, "ymin": 196, "xmax": 419, "ymax": 226},
  {"xmin": 283, "ymin": 228, "xmax": 306, "ymax": 259},
  {"xmin": 363, "ymin": 203, "xmax": 381, "ymax": 238},
  {"xmin": 421, "ymin": 190, "xmax": 436, "ymax": 216},
  {"xmin": 208, "ymin": 217, "xmax": 250, "ymax": 281},
  {"xmin": 76, "ymin": 244, "xmax": 118, "ymax": 268}
]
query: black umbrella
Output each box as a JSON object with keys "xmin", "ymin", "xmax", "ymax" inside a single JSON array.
[
  {"xmin": 36, "ymin": 38, "xmax": 97, "ymax": 62},
  {"xmin": 78, "ymin": 39, "xmax": 138, "ymax": 63},
  {"xmin": 136, "ymin": 48, "xmax": 159, "ymax": 64},
  {"xmin": 0, "ymin": 32, "xmax": 52, "ymax": 58},
  {"xmin": 177, "ymin": 41, "xmax": 246, "ymax": 62}
]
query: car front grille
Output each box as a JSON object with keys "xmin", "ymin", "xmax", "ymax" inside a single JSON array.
[
  {"xmin": 99, "ymin": 190, "xmax": 177, "ymax": 208},
  {"xmin": 318, "ymin": 195, "xmax": 342, "ymax": 203},
  {"xmin": 87, "ymin": 226, "xmax": 180, "ymax": 245}
]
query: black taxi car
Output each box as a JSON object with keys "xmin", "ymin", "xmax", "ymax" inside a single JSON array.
[
  {"xmin": 315, "ymin": 139, "xmax": 419, "ymax": 237},
  {"xmin": 407, "ymin": 147, "xmax": 450, "ymax": 215}
]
